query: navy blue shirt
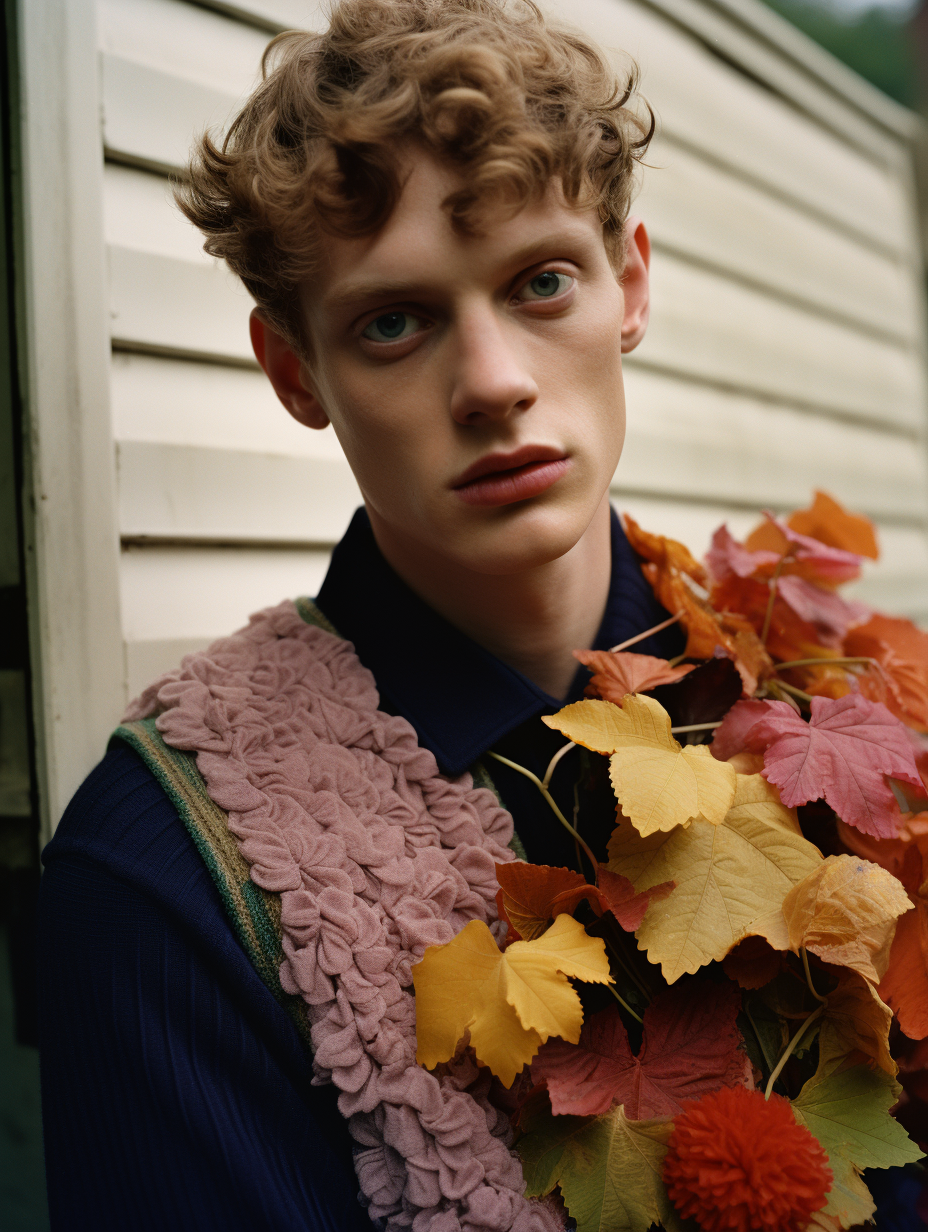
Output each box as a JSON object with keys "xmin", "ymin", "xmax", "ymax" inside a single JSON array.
[{"xmin": 38, "ymin": 509, "xmax": 920, "ymax": 1227}]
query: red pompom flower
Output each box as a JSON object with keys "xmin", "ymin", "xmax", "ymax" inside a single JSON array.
[{"xmin": 663, "ymin": 1086, "xmax": 832, "ymax": 1232}]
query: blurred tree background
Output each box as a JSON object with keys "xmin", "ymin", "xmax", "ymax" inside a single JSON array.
[{"xmin": 760, "ymin": 0, "xmax": 917, "ymax": 105}]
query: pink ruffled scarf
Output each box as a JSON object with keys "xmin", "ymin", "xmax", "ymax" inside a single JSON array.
[{"xmin": 126, "ymin": 600, "xmax": 563, "ymax": 1231}]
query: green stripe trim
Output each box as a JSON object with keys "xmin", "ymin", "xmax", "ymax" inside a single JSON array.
[{"xmin": 112, "ymin": 718, "xmax": 313, "ymax": 1050}]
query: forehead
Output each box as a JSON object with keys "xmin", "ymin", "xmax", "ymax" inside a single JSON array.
[{"xmin": 305, "ymin": 150, "xmax": 609, "ymax": 317}]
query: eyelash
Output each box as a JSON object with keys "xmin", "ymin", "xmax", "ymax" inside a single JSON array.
[{"xmin": 358, "ymin": 266, "xmax": 575, "ymax": 347}]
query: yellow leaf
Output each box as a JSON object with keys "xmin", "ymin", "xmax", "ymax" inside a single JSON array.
[
  {"xmin": 412, "ymin": 915, "xmax": 611, "ymax": 1087},
  {"xmin": 783, "ymin": 855, "xmax": 913, "ymax": 985},
  {"xmin": 545, "ymin": 694, "xmax": 736, "ymax": 836},
  {"xmin": 817, "ymin": 971, "xmax": 895, "ymax": 1078},
  {"xmin": 607, "ymin": 775, "xmax": 822, "ymax": 983}
]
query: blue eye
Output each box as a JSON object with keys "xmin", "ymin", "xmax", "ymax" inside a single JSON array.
[
  {"xmin": 521, "ymin": 271, "xmax": 572, "ymax": 301},
  {"xmin": 362, "ymin": 312, "xmax": 421, "ymax": 342}
]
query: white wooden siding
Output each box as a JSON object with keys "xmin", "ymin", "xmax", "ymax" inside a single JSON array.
[{"xmin": 94, "ymin": 0, "xmax": 928, "ymax": 704}]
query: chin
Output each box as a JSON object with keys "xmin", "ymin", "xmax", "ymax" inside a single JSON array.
[{"xmin": 448, "ymin": 500, "xmax": 601, "ymax": 576}]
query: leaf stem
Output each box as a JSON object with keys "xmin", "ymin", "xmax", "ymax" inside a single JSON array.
[
  {"xmin": 606, "ymin": 982, "xmax": 644, "ymax": 1024},
  {"xmin": 542, "ymin": 741, "xmax": 575, "ymax": 789},
  {"xmin": 487, "ymin": 751, "xmax": 599, "ymax": 872},
  {"xmin": 801, "ymin": 948, "xmax": 827, "ymax": 1004},
  {"xmin": 774, "ymin": 657, "xmax": 876, "ymax": 672},
  {"xmin": 670, "ymin": 720, "xmax": 723, "ymax": 734},
  {"xmin": 760, "ymin": 550, "xmax": 795, "ymax": 646},
  {"xmin": 774, "ymin": 680, "xmax": 815, "ymax": 705},
  {"xmin": 764, "ymin": 1004, "xmax": 825, "ymax": 1099},
  {"xmin": 609, "ymin": 611, "xmax": 684, "ymax": 654}
]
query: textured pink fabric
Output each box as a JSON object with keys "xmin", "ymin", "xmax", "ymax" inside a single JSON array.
[{"xmin": 126, "ymin": 601, "xmax": 563, "ymax": 1231}]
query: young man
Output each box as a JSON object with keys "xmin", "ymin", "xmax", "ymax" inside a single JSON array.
[{"xmin": 38, "ymin": 2, "xmax": 681, "ymax": 1227}]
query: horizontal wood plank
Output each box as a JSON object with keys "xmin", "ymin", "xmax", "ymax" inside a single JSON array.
[
  {"xmin": 101, "ymin": 52, "xmax": 240, "ymax": 173},
  {"xmin": 108, "ymin": 246, "xmax": 254, "ymax": 360},
  {"xmin": 120, "ymin": 542, "xmax": 332, "ymax": 641},
  {"xmin": 638, "ymin": 252, "xmax": 924, "ymax": 428},
  {"xmin": 117, "ymin": 441, "xmax": 362, "ymax": 543},
  {"xmin": 99, "ymin": 0, "xmax": 270, "ymax": 97},
  {"xmin": 110, "ymin": 351, "xmax": 338, "ymax": 457},
  {"xmin": 619, "ymin": 367, "xmax": 928, "ymax": 521},
  {"xmin": 638, "ymin": 139, "xmax": 918, "ymax": 344}
]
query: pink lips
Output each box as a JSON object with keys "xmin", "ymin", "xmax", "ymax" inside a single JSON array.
[{"xmin": 451, "ymin": 446, "xmax": 571, "ymax": 508}]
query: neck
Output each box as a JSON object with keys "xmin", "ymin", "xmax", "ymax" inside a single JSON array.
[{"xmin": 368, "ymin": 497, "xmax": 613, "ymax": 699}]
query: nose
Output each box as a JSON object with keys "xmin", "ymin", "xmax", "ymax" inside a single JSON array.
[{"xmin": 449, "ymin": 307, "xmax": 539, "ymax": 426}]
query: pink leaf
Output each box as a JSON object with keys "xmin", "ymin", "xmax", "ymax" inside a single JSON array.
[
  {"xmin": 705, "ymin": 525, "xmax": 779, "ymax": 584},
  {"xmin": 710, "ymin": 698, "xmax": 787, "ymax": 761},
  {"xmin": 755, "ymin": 694, "xmax": 922, "ymax": 839},
  {"xmin": 776, "ymin": 575, "xmax": 870, "ymax": 646},
  {"xmin": 766, "ymin": 513, "xmax": 863, "ymax": 584},
  {"xmin": 532, "ymin": 981, "xmax": 747, "ymax": 1119}
]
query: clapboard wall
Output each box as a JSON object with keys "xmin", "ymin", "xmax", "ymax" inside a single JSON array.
[{"xmin": 16, "ymin": 0, "xmax": 928, "ymax": 830}]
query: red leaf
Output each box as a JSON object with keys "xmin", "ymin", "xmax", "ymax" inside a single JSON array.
[
  {"xmin": 595, "ymin": 867, "xmax": 674, "ymax": 933},
  {"xmin": 710, "ymin": 698, "xmax": 783, "ymax": 761},
  {"xmin": 573, "ymin": 649, "xmax": 694, "ymax": 703},
  {"xmin": 754, "ymin": 694, "xmax": 922, "ymax": 839},
  {"xmin": 495, "ymin": 862, "xmax": 674, "ymax": 939},
  {"xmin": 532, "ymin": 981, "xmax": 747, "ymax": 1119}
]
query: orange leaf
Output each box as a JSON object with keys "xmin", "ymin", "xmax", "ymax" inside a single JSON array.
[
  {"xmin": 573, "ymin": 649, "xmax": 694, "ymax": 703},
  {"xmin": 847, "ymin": 614, "xmax": 928, "ymax": 734},
  {"xmin": 624, "ymin": 514, "xmax": 772, "ymax": 693},
  {"xmin": 787, "ymin": 490, "xmax": 879, "ymax": 560},
  {"xmin": 494, "ymin": 861, "xmax": 674, "ymax": 939}
]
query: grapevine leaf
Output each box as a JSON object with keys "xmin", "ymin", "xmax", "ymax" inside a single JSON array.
[
  {"xmin": 532, "ymin": 981, "xmax": 748, "ymax": 1119},
  {"xmin": 817, "ymin": 970, "xmax": 895, "ymax": 1077},
  {"xmin": 753, "ymin": 694, "xmax": 922, "ymax": 838},
  {"xmin": 518, "ymin": 1103, "xmax": 681, "ymax": 1232},
  {"xmin": 573, "ymin": 649, "xmax": 693, "ymax": 703},
  {"xmin": 607, "ymin": 775, "xmax": 822, "ymax": 982},
  {"xmin": 792, "ymin": 1065, "xmax": 923, "ymax": 1172},
  {"xmin": 787, "ymin": 490, "xmax": 879, "ymax": 559},
  {"xmin": 782, "ymin": 854, "xmax": 912, "ymax": 985},
  {"xmin": 494, "ymin": 863, "xmax": 674, "ymax": 940},
  {"xmin": 544, "ymin": 694, "xmax": 736, "ymax": 835},
  {"xmin": 413, "ymin": 915, "xmax": 611, "ymax": 1087},
  {"xmin": 648, "ymin": 656, "xmax": 743, "ymax": 728}
]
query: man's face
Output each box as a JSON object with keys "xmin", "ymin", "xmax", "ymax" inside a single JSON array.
[{"xmin": 285, "ymin": 152, "xmax": 644, "ymax": 576}]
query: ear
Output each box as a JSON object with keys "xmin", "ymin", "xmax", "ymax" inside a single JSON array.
[
  {"xmin": 620, "ymin": 217, "xmax": 650, "ymax": 354},
  {"xmin": 249, "ymin": 309, "xmax": 330, "ymax": 430}
]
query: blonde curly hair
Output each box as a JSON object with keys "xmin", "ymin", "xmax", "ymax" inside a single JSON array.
[{"xmin": 178, "ymin": 0, "xmax": 653, "ymax": 353}]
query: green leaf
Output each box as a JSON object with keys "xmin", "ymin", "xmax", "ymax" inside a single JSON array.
[
  {"xmin": 518, "ymin": 1104, "xmax": 682, "ymax": 1232},
  {"xmin": 792, "ymin": 1065, "xmax": 923, "ymax": 1173}
]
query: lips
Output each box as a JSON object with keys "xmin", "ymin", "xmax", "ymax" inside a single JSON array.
[{"xmin": 452, "ymin": 446, "xmax": 571, "ymax": 508}]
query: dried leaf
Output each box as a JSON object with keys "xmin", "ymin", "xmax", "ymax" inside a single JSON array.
[
  {"xmin": 544, "ymin": 695, "xmax": 736, "ymax": 836},
  {"xmin": 624, "ymin": 513, "xmax": 772, "ymax": 693},
  {"xmin": 753, "ymin": 694, "xmax": 922, "ymax": 839},
  {"xmin": 518, "ymin": 1103, "xmax": 680, "ymax": 1232},
  {"xmin": 413, "ymin": 915, "xmax": 611, "ymax": 1086},
  {"xmin": 494, "ymin": 862, "xmax": 674, "ymax": 940},
  {"xmin": 607, "ymin": 775, "xmax": 822, "ymax": 983},
  {"xmin": 745, "ymin": 513, "xmax": 863, "ymax": 587},
  {"xmin": 532, "ymin": 981, "xmax": 747, "ymax": 1119},
  {"xmin": 573, "ymin": 649, "xmax": 693, "ymax": 703},
  {"xmin": 838, "ymin": 823, "xmax": 928, "ymax": 1040},
  {"xmin": 816, "ymin": 970, "xmax": 895, "ymax": 1078},
  {"xmin": 787, "ymin": 490, "xmax": 879, "ymax": 560},
  {"xmin": 847, "ymin": 613, "xmax": 928, "ymax": 734},
  {"xmin": 792, "ymin": 1065, "xmax": 923, "ymax": 1173},
  {"xmin": 782, "ymin": 854, "xmax": 912, "ymax": 985}
]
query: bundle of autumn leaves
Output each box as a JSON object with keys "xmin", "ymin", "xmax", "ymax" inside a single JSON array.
[{"xmin": 411, "ymin": 491, "xmax": 928, "ymax": 1232}]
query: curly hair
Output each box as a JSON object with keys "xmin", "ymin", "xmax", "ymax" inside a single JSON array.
[{"xmin": 177, "ymin": 0, "xmax": 654, "ymax": 353}]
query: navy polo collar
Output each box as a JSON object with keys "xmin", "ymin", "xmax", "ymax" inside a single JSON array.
[{"xmin": 315, "ymin": 506, "xmax": 679, "ymax": 776}]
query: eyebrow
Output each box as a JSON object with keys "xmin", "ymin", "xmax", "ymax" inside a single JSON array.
[{"xmin": 323, "ymin": 226, "xmax": 595, "ymax": 315}]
